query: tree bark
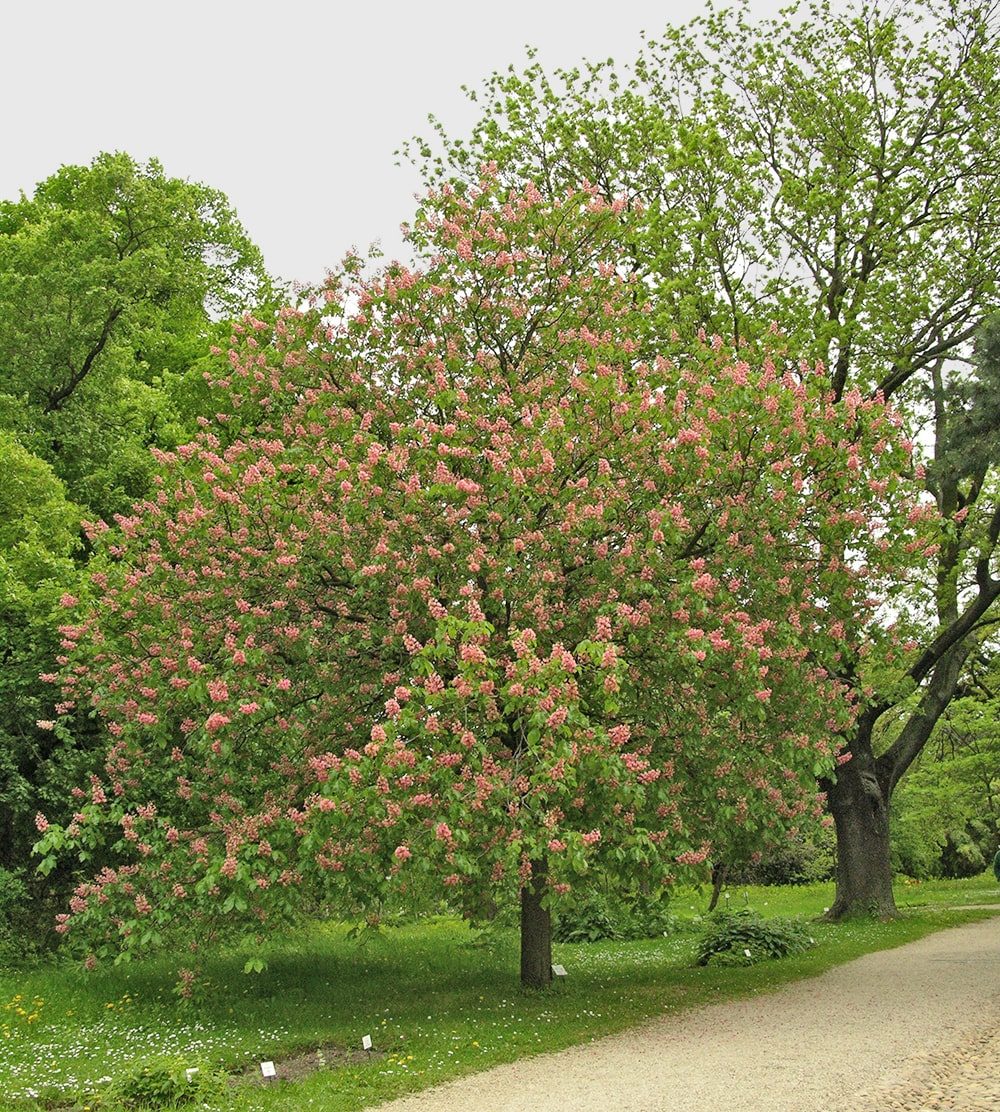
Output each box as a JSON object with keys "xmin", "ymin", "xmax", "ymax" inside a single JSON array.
[
  {"xmin": 825, "ymin": 716, "xmax": 897, "ymax": 919},
  {"xmin": 520, "ymin": 858, "xmax": 552, "ymax": 988},
  {"xmin": 825, "ymin": 638, "xmax": 976, "ymax": 919},
  {"xmin": 708, "ymin": 862, "xmax": 729, "ymax": 912}
]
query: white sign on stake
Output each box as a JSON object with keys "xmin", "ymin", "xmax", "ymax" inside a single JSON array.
[
  {"xmin": 185, "ymin": 1068, "xmax": 199, "ymax": 1083},
  {"xmin": 260, "ymin": 1061, "xmax": 276, "ymax": 1079},
  {"xmin": 552, "ymin": 964, "xmax": 567, "ymax": 977},
  {"xmin": 362, "ymin": 1035, "xmax": 373, "ymax": 1051},
  {"xmin": 744, "ymin": 949, "xmax": 752, "ymax": 958}
]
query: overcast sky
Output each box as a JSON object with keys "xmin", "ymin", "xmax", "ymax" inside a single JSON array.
[{"xmin": 3, "ymin": 0, "xmax": 784, "ymax": 290}]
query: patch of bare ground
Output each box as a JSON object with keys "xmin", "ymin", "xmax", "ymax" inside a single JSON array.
[{"xmin": 234, "ymin": 1042, "xmax": 384, "ymax": 1087}]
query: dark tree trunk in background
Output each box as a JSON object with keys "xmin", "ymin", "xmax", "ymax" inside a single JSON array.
[
  {"xmin": 824, "ymin": 712, "xmax": 896, "ymax": 919},
  {"xmin": 825, "ymin": 640, "xmax": 976, "ymax": 920},
  {"xmin": 708, "ymin": 863, "xmax": 729, "ymax": 912},
  {"xmin": 520, "ymin": 858, "xmax": 552, "ymax": 988}
]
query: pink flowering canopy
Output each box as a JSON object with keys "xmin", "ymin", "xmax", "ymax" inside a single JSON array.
[{"xmin": 37, "ymin": 175, "xmax": 927, "ymax": 961}]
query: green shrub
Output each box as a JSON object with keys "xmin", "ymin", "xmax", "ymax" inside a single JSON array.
[
  {"xmin": 0, "ymin": 867, "xmax": 38, "ymax": 965},
  {"xmin": 727, "ymin": 830, "xmax": 836, "ymax": 887},
  {"xmin": 616, "ymin": 894, "xmax": 683, "ymax": 941},
  {"xmin": 0, "ymin": 867, "xmax": 27, "ymax": 931},
  {"xmin": 694, "ymin": 909, "xmax": 815, "ymax": 966},
  {"xmin": 940, "ymin": 828, "xmax": 987, "ymax": 879},
  {"xmin": 103, "ymin": 1059, "xmax": 225, "ymax": 1110},
  {"xmin": 891, "ymin": 821, "xmax": 942, "ymax": 880},
  {"xmin": 553, "ymin": 893, "xmax": 618, "ymax": 943},
  {"xmin": 553, "ymin": 891, "xmax": 683, "ymax": 943}
]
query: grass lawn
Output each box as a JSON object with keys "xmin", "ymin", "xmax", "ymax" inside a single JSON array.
[{"xmin": 2, "ymin": 873, "xmax": 997, "ymax": 1111}]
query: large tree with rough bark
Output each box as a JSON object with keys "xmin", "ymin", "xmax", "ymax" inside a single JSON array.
[
  {"xmin": 37, "ymin": 177, "xmax": 922, "ymax": 984},
  {"xmin": 402, "ymin": 0, "xmax": 1000, "ymax": 917}
]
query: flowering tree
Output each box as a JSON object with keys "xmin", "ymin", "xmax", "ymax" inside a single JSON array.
[
  {"xmin": 38, "ymin": 177, "xmax": 924, "ymax": 984},
  {"xmin": 406, "ymin": 0, "xmax": 1000, "ymax": 916}
]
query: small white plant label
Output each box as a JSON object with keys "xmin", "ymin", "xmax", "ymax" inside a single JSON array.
[
  {"xmin": 362, "ymin": 1035, "xmax": 373, "ymax": 1051},
  {"xmin": 744, "ymin": 949, "xmax": 752, "ymax": 958},
  {"xmin": 552, "ymin": 964, "xmax": 567, "ymax": 977},
  {"xmin": 260, "ymin": 1061, "xmax": 276, "ymax": 1078},
  {"xmin": 185, "ymin": 1068, "xmax": 199, "ymax": 1083}
]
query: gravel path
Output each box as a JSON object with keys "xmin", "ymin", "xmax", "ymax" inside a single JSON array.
[{"xmin": 368, "ymin": 913, "xmax": 1000, "ymax": 1112}]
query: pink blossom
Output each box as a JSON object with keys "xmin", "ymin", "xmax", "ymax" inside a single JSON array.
[
  {"xmin": 207, "ymin": 678, "xmax": 229, "ymax": 703},
  {"xmin": 676, "ymin": 844, "xmax": 711, "ymax": 866},
  {"xmin": 394, "ymin": 845, "xmax": 412, "ymax": 861},
  {"xmin": 608, "ymin": 724, "xmax": 631, "ymax": 746}
]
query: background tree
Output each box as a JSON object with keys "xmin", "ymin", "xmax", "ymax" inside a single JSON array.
[
  {"xmin": 0, "ymin": 151, "xmax": 273, "ymax": 521},
  {"xmin": 38, "ymin": 177, "xmax": 923, "ymax": 984},
  {"xmin": 403, "ymin": 0, "xmax": 1000, "ymax": 916},
  {"xmin": 890, "ymin": 649, "xmax": 1000, "ymax": 878},
  {"xmin": 0, "ymin": 434, "xmax": 96, "ymax": 935},
  {"xmin": 0, "ymin": 155, "xmax": 272, "ymax": 938}
]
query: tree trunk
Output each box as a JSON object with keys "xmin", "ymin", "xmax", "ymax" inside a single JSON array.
[
  {"xmin": 520, "ymin": 858, "xmax": 552, "ymax": 988},
  {"xmin": 708, "ymin": 862, "xmax": 729, "ymax": 912},
  {"xmin": 825, "ymin": 748, "xmax": 897, "ymax": 919}
]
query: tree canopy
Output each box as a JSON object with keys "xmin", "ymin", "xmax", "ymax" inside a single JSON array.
[
  {"xmin": 403, "ymin": 0, "xmax": 1000, "ymax": 916},
  {"xmin": 0, "ymin": 153, "xmax": 273, "ymax": 928},
  {"xmin": 37, "ymin": 176, "xmax": 925, "ymax": 981},
  {"xmin": 0, "ymin": 151, "xmax": 273, "ymax": 520},
  {"xmin": 411, "ymin": 0, "xmax": 1000, "ymax": 401}
]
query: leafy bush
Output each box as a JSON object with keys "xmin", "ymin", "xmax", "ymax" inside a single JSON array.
[
  {"xmin": 0, "ymin": 867, "xmax": 27, "ymax": 930},
  {"xmin": 616, "ymin": 894, "xmax": 683, "ymax": 941},
  {"xmin": 103, "ymin": 1060, "xmax": 225, "ymax": 1110},
  {"xmin": 940, "ymin": 828, "xmax": 987, "ymax": 879},
  {"xmin": 553, "ymin": 891, "xmax": 683, "ymax": 943},
  {"xmin": 891, "ymin": 821, "xmax": 942, "ymax": 880},
  {"xmin": 553, "ymin": 893, "xmax": 618, "ymax": 943},
  {"xmin": 694, "ymin": 910, "xmax": 815, "ymax": 966},
  {"xmin": 727, "ymin": 830, "xmax": 836, "ymax": 887},
  {"xmin": 893, "ymin": 816, "xmax": 994, "ymax": 880},
  {"xmin": 0, "ymin": 868, "xmax": 42, "ymax": 965}
]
